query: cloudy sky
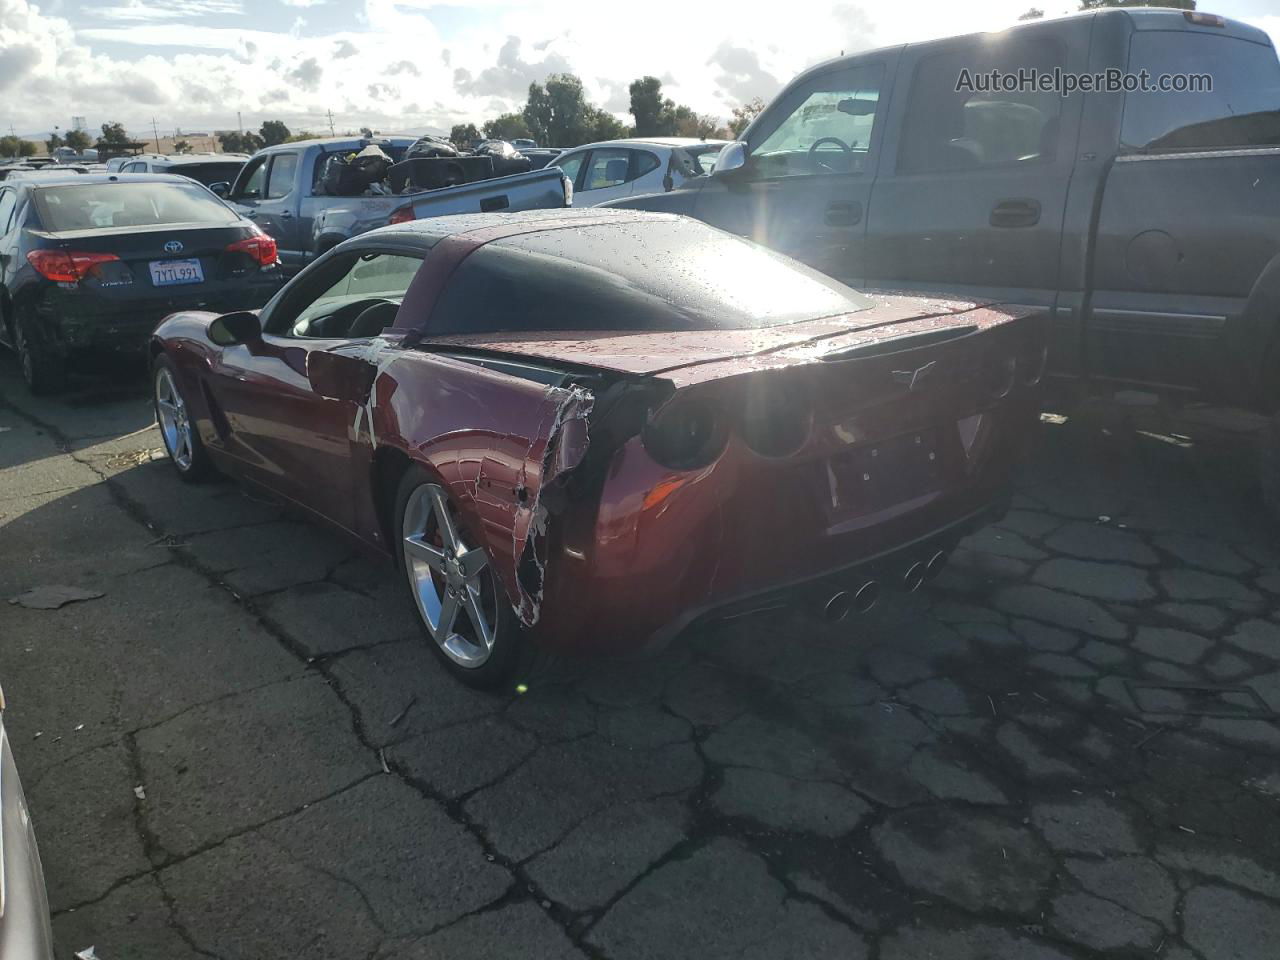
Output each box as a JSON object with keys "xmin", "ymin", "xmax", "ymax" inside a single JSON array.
[{"xmin": 1, "ymin": 0, "xmax": 1277, "ymax": 139}]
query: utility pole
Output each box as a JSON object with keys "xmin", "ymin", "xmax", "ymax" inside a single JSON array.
[
  {"xmin": 237, "ymin": 111, "xmax": 243, "ymax": 135},
  {"xmin": 152, "ymin": 117, "xmax": 161, "ymax": 152},
  {"xmin": 326, "ymin": 109, "xmax": 336, "ymax": 136}
]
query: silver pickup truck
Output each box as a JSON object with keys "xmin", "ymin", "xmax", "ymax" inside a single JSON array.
[{"xmin": 225, "ymin": 135, "xmax": 572, "ymax": 274}]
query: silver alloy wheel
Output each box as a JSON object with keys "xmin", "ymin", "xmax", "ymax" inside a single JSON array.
[
  {"xmin": 155, "ymin": 366, "xmax": 193, "ymax": 470},
  {"xmin": 401, "ymin": 483, "xmax": 497, "ymax": 668}
]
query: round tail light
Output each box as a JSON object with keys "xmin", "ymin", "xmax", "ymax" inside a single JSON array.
[
  {"xmin": 740, "ymin": 380, "xmax": 812, "ymax": 458},
  {"xmin": 642, "ymin": 399, "xmax": 726, "ymax": 470}
]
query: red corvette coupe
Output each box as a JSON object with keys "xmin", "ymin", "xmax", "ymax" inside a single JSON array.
[{"xmin": 151, "ymin": 210, "xmax": 1044, "ymax": 687}]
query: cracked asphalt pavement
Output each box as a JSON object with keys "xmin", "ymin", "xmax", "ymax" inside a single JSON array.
[{"xmin": 3, "ymin": 364, "xmax": 1280, "ymax": 960}]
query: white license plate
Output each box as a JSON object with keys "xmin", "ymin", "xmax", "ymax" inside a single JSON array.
[{"xmin": 149, "ymin": 258, "xmax": 204, "ymax": 287}]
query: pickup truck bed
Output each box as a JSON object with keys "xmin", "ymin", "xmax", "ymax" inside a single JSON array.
[{"xmin": 225, "ymin": 137, "xmax": 571, "ymax": 274}]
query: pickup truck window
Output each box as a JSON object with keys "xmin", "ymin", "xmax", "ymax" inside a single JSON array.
[
  {"xmin": 751, "ymin": 64, "xmax": 883, "ymax": 179},
  {"xmin": 237, "ymin": 157, "xmax": 268, "ymax": 200},
  {"xmin": 1122, "ymin": 33, "xmax": 1280, "ymax": 151},
  {"xmin": 898, "ymin": 38, "xmax": 1064, "ymax": 174},
  {"xmin": 266, "ymin": 154, "xmax": 298, "ymax": 200}
]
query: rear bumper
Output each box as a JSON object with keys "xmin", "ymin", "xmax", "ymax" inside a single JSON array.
[
  {"xmin": 531, "ymin": 394, "xmax": 1036, "ymax": 655},
  {"xmin": 32, "ymin": 276, "xmax": 283, "ymax": 357}
]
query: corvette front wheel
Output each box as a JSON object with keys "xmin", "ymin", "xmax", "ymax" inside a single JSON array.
[
  {"xmin": 395, "ymin": 469, "xmax": 528, "ymax": 689},
  {"xmin": 153, "ymin": 356, "xmax": 212, "ymax": 482}
]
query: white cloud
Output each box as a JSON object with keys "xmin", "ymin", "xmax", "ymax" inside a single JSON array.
[{"xmin": 0, "ymin": 0, "xmax": 1275, "ymax": 140}]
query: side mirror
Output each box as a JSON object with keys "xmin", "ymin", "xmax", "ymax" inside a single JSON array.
[
  {"xmin": 209, "ymin": 310, "xmax": 262, "ymax": 346},
  {"xmin": 209, "ymin": 182, "xmax": 229, "ymax": 197},
  {"xmin": 712, "ymin": 141, "xmax": 748, "ymax": 177}
]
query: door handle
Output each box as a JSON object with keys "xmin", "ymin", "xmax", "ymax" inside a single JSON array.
[
  {"xmin": 825, "ymin": 201, "xmax": 862, "ymax": 226},
  {"xmin": 990, "ymin": 198, "xmax": 1041, "ymax": 228},
  {"xmin": 280, "ymin": 210, "xmax": 293, "ymax": 219}
]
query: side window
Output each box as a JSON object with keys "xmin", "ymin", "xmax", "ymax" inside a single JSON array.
[
  {"xmin": 269, "ymin": 252, "xmax": 423, "ymax": 338},
  {"xmin": 898, "ymin": 39, "xmax": 1065, "ymax": 174},
  {"xmin": 1121, "ymin": 33, "xmax": 1280, "ymax": 150},
  {"xmin": 236, "ymin": 157, "xmax": 269, "ymax": 200},
  {"xmin": 583, "ymin": 148, "xmax": 633, "ymax": 191},
  {"xmin": 554, "ymin": 151, "xmax": 586, "ymax": 186},
  {"xmin": 123, "ymin": 162, "xmax": 144, "ymax": 173},
  {"xmin": 634, "ymin": 151, "xmax": 661, "ymax": 179},
  {"xmin": 749, "ymin": 64, "xmax": 884, "ymax": 179},
  {"xmin": 265, "ymin": 154, "xmax": 299, "ymax": 200},
  {"xmin": 0, "ymin": 190, "xmax": 17, "ymax": 234}
]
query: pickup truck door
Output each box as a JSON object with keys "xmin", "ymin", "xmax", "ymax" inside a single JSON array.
[
  {"xmin": 687, "ymin": 57, "xmax": 894, "ymax": 286},
  {"xmin": 250, "ymin": 152, "xmax": 305, "ymax": 271},
  {"xmin": 864, "ymin": 19, "xmax": 1089, "ymax": 316}
]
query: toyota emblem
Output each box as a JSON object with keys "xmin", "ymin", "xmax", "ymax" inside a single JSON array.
[{"xmin": 163, "ymin": 240, "xmax": 184, "ymax": 254}]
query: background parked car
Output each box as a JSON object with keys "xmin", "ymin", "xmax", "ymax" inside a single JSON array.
[
  {"xmin": 116, "ymin": 153, "xmax": 249, "ymax": 194},
  {"xmin": 608, "ymin": 8, "xmax": 1280, "ymax": 508},
  {"xmin": 0, "ymin": 173, "xmax": 284, "ymax": 392},
  {"xmin": 554, "ymin": 137, "xmax": 727, "ymax": 206},
  {"xmin": 0, "ymin": 682, "xmax": 55, "ymax": 960}
]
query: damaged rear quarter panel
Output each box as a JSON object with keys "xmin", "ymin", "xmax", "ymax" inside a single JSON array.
[{"xmin": 369, "ymin": 348, "xmax": 593, "ymax": 625}]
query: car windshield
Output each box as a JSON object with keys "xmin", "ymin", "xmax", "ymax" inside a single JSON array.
[
  {"xmin": 33, "ymin": 181, "xmax": 238, "ymax": 231},
  {"xmin": 428, "ymin": 218, "xmax": 871, "ymax": 334}
]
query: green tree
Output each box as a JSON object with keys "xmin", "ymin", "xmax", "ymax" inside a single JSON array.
[
  {"xmin": 449, "ymin": 122, "xmax": 480, "ymax": 146},
  {"xmin": 218, "ymin": 130, "xmax": 264, "ymax": 153},
  {"xmin": 259, "ymin": 120, "xmax": 290, "ymax": 146},
  {"xmin": 0, "ymin": 136, "xmax": 36, "ymax": 158},
  {"xmin": 99, "ymin": 122, "xmax": 131, "ymax": 146},
  {"xmin": 482, "ymin": 113, "xmax": 534, "ymax": 142},
  {"xmin": 629, "ymin": 76, "xmax": 669, "ymax": 136},
  {"xmin": 1018, "ymin": 7, "xmax": 1044, "ymax": 18},
  {"xmin": 728, "ymin": 98, "xmax": 766, "ymax": 138},
  {"xmin": 1079, "ymin": 0, "xmax": 1194, "ymax": 8},
  {"xmin": 173, "ymin": 140, "xmax": 191, "ymax": 154},
  {"xmin": 523, "ymin": 74, "xmax": 625, "ymax": 147},
  {"xmin": 65, "ymin": 129, "xmax": 92, "ymax": 152},
  {"xmin": 46, "ymin": 131, "xmax": 64, "ymax": 154}
]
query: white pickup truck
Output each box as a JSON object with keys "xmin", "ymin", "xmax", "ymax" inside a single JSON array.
[{"xmin": 226, "ymin": 135, "xmax": 573, "ymax": 275}]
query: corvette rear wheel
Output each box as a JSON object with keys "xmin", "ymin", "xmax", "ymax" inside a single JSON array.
[
  {"xmin": 153, "ymin": 356, "xmax": 212, "ymax": 482},
  {"xmin": 395, "ymin": 470, "xmax": 525, "ymax": 689}
]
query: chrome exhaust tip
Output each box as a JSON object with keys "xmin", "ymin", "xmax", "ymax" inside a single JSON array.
[
  {"xmin": 822, "ymin": 591, "xmax": 852, "ymax": 622},
  {"xmin": 924, "ymin": 549, "xmax": 948, "ymax": 581},
  {"xmin": 852, "ymin": 581, "xmax": 881, "ymax": 614},
  {"xmin": 904, "ymin": 562, "xmax": 926, "ymax": 592}
]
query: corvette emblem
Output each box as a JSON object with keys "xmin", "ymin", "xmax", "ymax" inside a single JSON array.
[
  {"xmin": 891, "ymin": 360, "xmax": 937, "ymax": 391},
  {"xmin": 163, "ymin": 240, "xmax": 184, "ymax": 254}
]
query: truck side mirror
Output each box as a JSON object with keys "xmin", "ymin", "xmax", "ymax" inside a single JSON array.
[
  {"xmin": 209, "ymin": 310, "xmax": 262, "ymax": 346},
  {"xmin": 712, "ymin": 141, "xmax": 749, "ymax": 177}
]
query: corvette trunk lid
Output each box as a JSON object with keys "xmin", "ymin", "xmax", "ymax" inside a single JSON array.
[{"xmin": 421, "ymin": 294, "xmax": 1027, "ymax": 384}]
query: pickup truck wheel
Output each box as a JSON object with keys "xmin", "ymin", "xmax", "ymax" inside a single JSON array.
[
  {"xmin": 395, "ymin": 468, "xmax": 537, "ymax": 690},
  {"xmin": 13, "ymin": 306, "xmax": 65, "ymax": 395},
  {"xmin": 1259, "ymin": 412, "xmax": 1280, "ymax": 520}
]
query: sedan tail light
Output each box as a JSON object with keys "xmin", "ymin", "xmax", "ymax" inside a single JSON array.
[
  {"xmin": 226, "ymin": 232, "xmax": 278, "ymax": 267},
  {"xmin": 389, "ymin": 204, "xmax": 415, "ymax": 225},
  {"xmin": 26, "ymin": 250, "xmax": 120, "ymax": 283}
]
